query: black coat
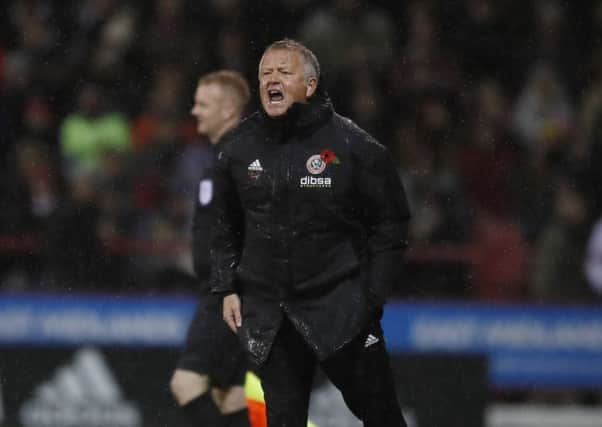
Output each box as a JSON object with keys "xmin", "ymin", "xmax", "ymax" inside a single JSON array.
[{"xmin": 210, "ymin": 91, "xmax": 410, "ymax": 365}]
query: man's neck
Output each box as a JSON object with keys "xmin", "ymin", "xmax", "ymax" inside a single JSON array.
[{"xmin": 210, "ymin": 116, "xmax": 240, "ymax": 144}]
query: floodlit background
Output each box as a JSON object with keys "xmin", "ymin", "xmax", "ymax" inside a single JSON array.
[{"xmin": 1, "ymin": 1, "xmax": 602, "ymax": 426}]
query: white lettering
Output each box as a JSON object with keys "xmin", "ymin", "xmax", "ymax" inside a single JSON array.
[
  {"xmin": 410, "ymin": 315, "xmax": 602, "ymax": 351},
  {"xmin": 299, "ymin": 176, "xmax": 332, "ymax": 188}
]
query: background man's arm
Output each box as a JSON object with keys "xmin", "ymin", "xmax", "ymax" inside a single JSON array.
[{"xmin": 209, "ymin": 143, "xmax": 245, "ymax": 330}]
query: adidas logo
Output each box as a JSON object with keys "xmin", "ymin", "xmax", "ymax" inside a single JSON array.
[
  {"xmin": 364, "ymin": 334, "xmax": 379, "ymax": 348},
  {"xmin": 248, "ymin": 159, "xmax": 263, "ymax": 171},
  {"xmin": 19, "ymin": 347, "xmax": 141, "ymax": 427}
]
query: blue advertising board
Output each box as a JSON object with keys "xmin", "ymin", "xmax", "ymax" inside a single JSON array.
[
  {"xmin": 1, "ymin": 294, "xmax": 601, "ymax": 388},
  {"xmin": 0, "ymin": 294, "xmax": 195, "ymax": 347},
  {"xmin": 383, "ymin": 301, "xmax": 602, "ymax": 388}
]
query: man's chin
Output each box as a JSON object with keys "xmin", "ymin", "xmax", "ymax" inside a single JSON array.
[{"xmin": 263, "ymin": 103, "xmax": 289, "ymax": 118}]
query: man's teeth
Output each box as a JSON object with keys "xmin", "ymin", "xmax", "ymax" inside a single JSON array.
[{"xmin": 268, "ymin": 90, "xmax": 284, "ymax": 103}]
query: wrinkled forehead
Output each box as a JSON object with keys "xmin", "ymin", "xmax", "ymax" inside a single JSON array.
[{"xmin": 259, "ymin": 48, "xmax": 302, "ymax": 71}]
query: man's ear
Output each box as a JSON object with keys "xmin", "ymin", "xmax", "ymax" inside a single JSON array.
[
  {"xmin": 305, "ymin": 77, "xmax": 318, "ymax": 98},
  {"xmin": 222, "ymin": 102, "xmax": 237, "ymax": 120}
]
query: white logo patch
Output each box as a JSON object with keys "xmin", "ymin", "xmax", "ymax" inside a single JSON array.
[
  {"xmin": 199, "ymin": 179, "xmax": 213, "ymax": 206},
  {"xmin": 19, "ymin": 348, "xmax": 141, "ymax": 427},
  {"xmin": 364, "ymin": 334, "xmax": 380, "ymax": 348},
  {"xmin": 248, "ymin": 159, "xmax": 263, "ymax": 179},
  {"xmin": 300, "ymin": 176, "xmax": 332, "ymax": 188},
  {"xmin": 248, "ymin": 159, "xmax": 263, "ymax": 171},
  {"xmin": 306, "ymin": 154, "xmax": 326, "ymax": 175}
]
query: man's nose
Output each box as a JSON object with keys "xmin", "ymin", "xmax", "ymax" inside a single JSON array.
[{"xmin": 266, "ymin": 76, "xmax": 281, "ymax": 85}]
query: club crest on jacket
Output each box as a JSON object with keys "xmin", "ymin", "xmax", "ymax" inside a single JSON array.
[
  {"xmin": 306, "ymin": 149, "xmax": 340, "ymax": 175},
  {"xmin": 306, "ymin": 154, "xmax": 326, "ymax": 175}
]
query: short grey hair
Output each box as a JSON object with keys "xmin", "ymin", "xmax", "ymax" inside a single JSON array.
[{"xmin": 263, "ymin": 38, "xmax": 320, "ymax": 83}]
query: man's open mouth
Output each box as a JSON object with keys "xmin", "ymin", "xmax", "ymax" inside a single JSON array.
[{"xmin": 268, "ymin": 89, "xmax": 284, "ymax": 103}]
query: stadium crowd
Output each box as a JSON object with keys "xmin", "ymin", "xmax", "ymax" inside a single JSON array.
[{"xmin": 1, "ymin": 0, "xmax": 602, "ymax": 304}]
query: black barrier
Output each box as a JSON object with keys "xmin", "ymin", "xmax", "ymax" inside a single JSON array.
[
  {"xmin": 393, "ymin": 353, "xmax": 488, "ymax": 427},
  {"xmin": 1, "ymin": 348, "xmax": 487, "ymax": 427},
  {"xmin": 0, "ymin": 347, "xmax": 186, "ymax": 427}
]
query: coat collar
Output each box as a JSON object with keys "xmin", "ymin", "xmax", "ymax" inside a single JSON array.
[{"xmin": 259, "ymin": 87, "xmax": 334, "ymax": 140}]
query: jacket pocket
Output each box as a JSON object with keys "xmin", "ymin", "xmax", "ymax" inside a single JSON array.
[{"xmin": 292, "ymin": 239, "xmax": 361, "ymax": 294}]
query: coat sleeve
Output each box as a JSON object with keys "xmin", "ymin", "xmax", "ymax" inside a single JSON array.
[
  {"xmin": 209, "ymin": 142, "xmax": 245, "ymax": 295},
  {"xmin": 354, "ymin": 138, "xmax": 411, "ymax": 307}
]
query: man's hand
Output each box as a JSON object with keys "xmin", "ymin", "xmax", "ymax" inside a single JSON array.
[{"xmin": 223, "ymin": 293, "xmax": 242, "ymax": 333}]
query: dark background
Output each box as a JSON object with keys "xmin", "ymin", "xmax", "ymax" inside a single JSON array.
[{"xmin": 2, "ymin": 0, "xmax": 602, "ymax": 302}]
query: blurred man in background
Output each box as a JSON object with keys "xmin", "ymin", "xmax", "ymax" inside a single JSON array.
[{"xmin": 170, "ymin": 70, "xmax": 251, "ymax": 427}]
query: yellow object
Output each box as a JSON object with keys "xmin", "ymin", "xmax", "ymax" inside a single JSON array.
[
  {"xmin": 245, "ymin": 371, "xmax": 265, "ymax": 402},
  {"xmin": 245, "ymin": 371, "xmax": 318, "ymax": 427}
]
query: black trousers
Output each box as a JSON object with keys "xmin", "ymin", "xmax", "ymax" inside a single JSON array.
[
  {"xmin": 258, "ymin": 317, "xmax": 407, "ymax": 427},
  {"xmin": 176, "ymin": 295, "xmax": 247, "ymax": 388}
]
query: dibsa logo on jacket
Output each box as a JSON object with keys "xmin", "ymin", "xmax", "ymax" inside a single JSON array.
[{"xmin": 301, "ymin": 149, "xmax": 339, "ymax": 188}]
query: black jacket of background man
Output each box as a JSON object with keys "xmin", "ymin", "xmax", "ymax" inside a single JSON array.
[
  {"xmin": 190, "ymin": 141, "xmax": 219, "ymax": 291},
  {"xmin": 210, "ymin": 89, "xmax": 411, "ymax": 366}
]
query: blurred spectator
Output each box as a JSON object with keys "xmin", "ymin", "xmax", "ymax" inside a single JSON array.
[
  {"xmin": 531, "ymin": 169, "xmax": 595, "ymax": 302},
  {"xmin": 471, "ymin": 213, "xmax": 531, "ymax": 300},
  {"xmin": 576, "ymin": 47, "xmax": 602, "ymax": 217},
  {"xmin": 87, "ymin": 2, "xmax": 138, "ymax": 81},
  {"xmin": 346, "ymin": 71, "xmax": 385, "ymax": 139},
  {"xmin": 124, "ymin": 65, "xmax": 200, "ymax": 288},
  {"xmin": 0, "ymin": 141, "xmax": 61, "ymax": 235},
  {"xmin": 215, "ymin": 27, "xmax": 248, "ymax": 73},
  {"xmin": 396, "ymin": 122, "xmax": 470, "ymax": 244},
  {"xmin": 454, "ymin": 78, "xmax": 523, "ymax": 219},
  {"xmin": 584, "ymin": 216, "xmax": 602, "ymax": 297},
  {"xmin": 209, "ymin": 0, "xmax": 244, "ymax": 27},
  {"xmin": 457, "ymin": 115, "xmax": 519, "ymax": 218},
  {"xmin": 143, "ymin": 0, "xmax": 204, "ymax": 70},
  {"xmin": 7, "ymin": 0, "xmax": 61, "ymax": 88},
  {"xmin": 130, "ymin": 114, "xmax": 181, "ymax": 213},
  {"xmin": 388, "ymin": 2, "xmax": 461, "ymax": 101},
  {"xmin": 21, "ymin": 95, "xmax": 55, "ymax": 142},
  {"xmin": 451, "ymin": 0, "xmax": 509, "ymax": 81},
  {"xmin": 131, "ymin": 64, "xmax": 195, "ymax": 151},
  {"xmin": 128, "ymin": 191, "xmax": 195, "ymax": 291},
  {"xmin": 59, "ymin": 82, "xmax": 131, "ymax": 183},
  {"xmin": 0, "ymin": 141, "xmax": 62, "ymax": 289},
  {"xmin": 298, "ymin": 0, "xmax": 394, "ymax": 81},
  {"xmin": 95, "ymin": 148, "xmax": 134, "ymax": 237},
  {"xmin": 531, "ymin": 0, "xmax": 585, "ymax": 93},
  {"xmin": 578, "ymin": 77, "xmax": 602, "ymax": 156},
  {"xmin": 512, "ymin": 62, "xmax": 574, "ymax": 168},
  {"xmin": 44, "ymin": 171, "xmax": 106, "ymax": 290},
  {"xmin": 0, "ymin": 41, "xmax": 5, "ymax": 84},
  {"xmin": 472, "ymin": 77, "xmax": 509, "ymax": 129}
]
